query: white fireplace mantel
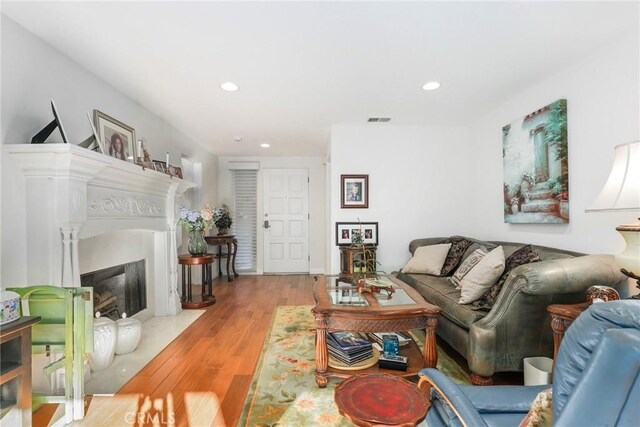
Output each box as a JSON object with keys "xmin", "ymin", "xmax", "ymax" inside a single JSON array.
[{"xmin": 5, "ymin": 143, "xmax": 194, "ymax": 316}]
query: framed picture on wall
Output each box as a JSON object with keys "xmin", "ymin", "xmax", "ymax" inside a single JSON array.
[
  {"xmin": 94, "ymin": 109, "xmax": 136, "ymax": 162},
  {"xmin": 336, "ymin": 222, "xmax": 378, "ymax": 246},
  {"xmin": 341, "ymin": 174, "xmax": 369, "ymax": 208}
]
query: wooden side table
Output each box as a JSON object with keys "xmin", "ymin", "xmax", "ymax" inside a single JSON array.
[
  {"xmin": 0, "ymin": 316, "xmax": 40, "ymax": 426},
  {"xmin": 339, "ymin": 245, "xmax": 377, "ymax": 275},
  {"xmin": 204, "ymin": 235, "xmax": 239, "ymax": 282},
  {"xmin": 547, "ymin": 302, "xmax": 588, "ymax": 371},
  {"xmin": 335, "ymin": 374, "xmax": 428, "ymax": 427},
  {"xmin": 178, "ymin": 254, "xmax": 216, "ymax": 309}
]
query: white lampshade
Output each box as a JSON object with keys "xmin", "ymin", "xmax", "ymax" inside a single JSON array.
[
  {"xmin": 586, "ymin": 141, "xmax": 640, "ymax": 283},
  {"xmin": 586, "ymin": 141, "xmax": 640, "ymax": 212}
]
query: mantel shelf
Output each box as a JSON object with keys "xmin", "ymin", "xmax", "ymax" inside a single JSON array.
[{"xmin": 5, "ymin": 143, "xmax": 195, "ymax": 197}]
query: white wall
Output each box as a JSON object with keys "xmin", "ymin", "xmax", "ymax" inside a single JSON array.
[
  {"xmin": 329, "ymin": 125, "xmax": 473, "ymax": 274},
  {"xmin": 328, "ymin": 30, "xmax": 639, "ymax": 276},
  {"xmin": 218, "ymin": 156, "xmax": 326, "ymax": 274},
  {"xmin": 468, "ymin": 30, "xmax": 639, "ymax": 256},
  {"xmin": 1, "ymin": 16, "xmax": 219, "ymax": 285}
]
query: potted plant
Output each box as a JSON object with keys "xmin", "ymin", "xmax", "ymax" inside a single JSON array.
[
  {"xmin": 349, "ymin": 223, "xmax": 389, "ymax": 295},
  {"xmin": 214, "ymin": 204, "xmax": 232, "ymax": 235}
]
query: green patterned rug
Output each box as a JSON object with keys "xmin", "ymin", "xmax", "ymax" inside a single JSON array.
[{"xmin": 238, "ymin": 306, "xmax": 470, "ymax": 427}]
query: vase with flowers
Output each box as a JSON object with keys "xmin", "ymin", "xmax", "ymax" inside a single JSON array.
[{"xmin": 178, "ymin": 205, "xmax": 217, "ymax": 256}]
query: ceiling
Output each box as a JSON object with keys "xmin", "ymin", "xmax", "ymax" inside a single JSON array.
[{"xmin": 2, "ymin": 1, "xmax": 638, "ymax": 157}]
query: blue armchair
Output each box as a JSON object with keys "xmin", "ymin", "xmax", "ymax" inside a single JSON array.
[{"xmin": 418, "ymin": 300, "xmax": 640, "ymax": 427}]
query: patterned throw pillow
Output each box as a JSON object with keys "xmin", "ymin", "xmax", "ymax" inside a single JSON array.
[
  {"xmin": 472, "ymin": 244, "xmax": 541, "ymax": 310},
  {"xmin": 449, "ymin": 247, "xmax": 489, "ymax": 289},
  {"xmin": 439, "ymin": 237, "xmax": 473, "ymax": 276},
  {"xmin": 457, "ymin": 246, "xmax": 506, "ymax": 304}
]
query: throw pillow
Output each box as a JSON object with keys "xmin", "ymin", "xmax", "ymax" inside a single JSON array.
[
  {"xmin": 402, "ymin": 243, "xmax": 452, "ymax": 275},
  {"xmin": 519, "ymin": 388, "xmax": 553, "ymax": 427},
  {"xmin": 457, "ymin": 246, "xmax": 506, "ymax": 304},
  {"xmin": 472, "ymin": 245, "xmax": 541, "ymax": 310},
  {"xmin": 438, "ymin": 237, "xmax": 473, "ymax": 276},
  {"xmin": 449, "ymin": 247, "xmax": 488, "ymax": 289}
]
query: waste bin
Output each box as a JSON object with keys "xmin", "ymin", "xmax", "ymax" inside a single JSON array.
[{"xmin": 524, "ymin": 357, "xmax": 553, "ymax": 386}]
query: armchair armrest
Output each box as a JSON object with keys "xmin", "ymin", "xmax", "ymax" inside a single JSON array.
[{"xmin": 418, "ymin": 369, "xmax": 489, "ymax": 427}]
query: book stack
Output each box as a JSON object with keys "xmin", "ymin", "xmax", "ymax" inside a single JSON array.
[{"xmin": 327, "ymin": 331, "xmax": 373, "ymax": 365}]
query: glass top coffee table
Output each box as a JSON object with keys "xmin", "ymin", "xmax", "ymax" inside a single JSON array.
[{"xmin": 312, "ymin": 275, "xmax": 441, "ymax": 388}]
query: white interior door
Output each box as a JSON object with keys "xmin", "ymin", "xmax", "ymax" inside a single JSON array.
[{"xmin": 263, "ymin": 168, "xmax": 309, "ymax": 273}]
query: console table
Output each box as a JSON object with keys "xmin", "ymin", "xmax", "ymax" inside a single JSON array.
[
  {"xmin": 178, "ymin": 254, "xmax": 216, "ymax": 309},
  {"xmin": 204, "ymin": 235, "xmax": 239, "ymax": 282}
]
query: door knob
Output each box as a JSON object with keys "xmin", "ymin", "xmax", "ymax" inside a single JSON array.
[{"xmin": 264, "ymin": 220, "xmax": 270, "ymax": 229}]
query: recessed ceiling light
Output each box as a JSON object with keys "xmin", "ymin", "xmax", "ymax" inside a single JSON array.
[
  {"xmin": 260, "ymin": 143, "xmax": 271, "ymax": 148},
  {"xmin": 220, "ymin": 82, "xmax": 239, "ymax": 92},
  {"xmin": 422, "ymin": 81, "xmax": 441, "ymax": 91},
  {"xmin": 234, "ymin": 136, "xmax": 243, "ymax": 142}
]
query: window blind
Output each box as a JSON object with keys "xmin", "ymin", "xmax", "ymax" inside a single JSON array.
[{"xmin": 231, "ymin": 169, "xmax": 258, "ymax": 271}]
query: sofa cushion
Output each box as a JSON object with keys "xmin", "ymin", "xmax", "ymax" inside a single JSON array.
[
  {"xmin": 458, "ymin": 246, "xmax": 506, "ymax": 304},
  {"xmin": 402, "ymin": 243, "xmax": 452, "ymax": 275},
  {"xmin": 450, "ymin": 247, "xmax": 489, "ymax": 288},
  {"xmin": 399, "ymin": 273, "xmax": 487, "ymax": 328},
  {"xmin": 438, "ymin": 237, "xmax": 473, "ymax": 276},
  {"xmin": 473, "ymin": 244, "xmax": 542, "ymax": 311}
]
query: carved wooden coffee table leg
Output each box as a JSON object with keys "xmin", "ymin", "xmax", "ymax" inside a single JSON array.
[
  {"xmin": 424, "ymin": 315, "xmax": 439, "ymax": 368},
  {"xmin": 314, "ymin": 314, "xmax": 329, "ymax": 388}
]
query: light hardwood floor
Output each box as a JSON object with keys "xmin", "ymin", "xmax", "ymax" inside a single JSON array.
[
  {"xmin": 34, "ymin": 274, "xmax": 521, "ymax": 426},
  {"xmin": 119, "ymin": 274, "xmax": 316, "ymax": 427}
]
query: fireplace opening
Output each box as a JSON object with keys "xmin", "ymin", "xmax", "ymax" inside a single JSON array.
[{"xmin": 81, "ymin": 260, "xmax": 147, "ymax": 319}]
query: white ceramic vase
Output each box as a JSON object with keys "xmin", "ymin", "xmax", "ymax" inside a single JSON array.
[
  {"xmin": 92, "ymin": 312, "xmax": 117, "ymax": 371},
  {"xmin": 115, "ymin": 313, "xmax": 142, "ymax": 355}
]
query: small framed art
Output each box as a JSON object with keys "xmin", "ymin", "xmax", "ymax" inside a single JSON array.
[
  {"xmin": 336, "ymin": 222, "xmax": 378, "ymax": 246},
  {"xmin": 153, "ymin": 160, "xmax": 167, "ymax": 173},
  {"xmin": 94, "ymin": 109, "xmax": 136, "ymax": 161},
  {"xmin": 169, "ymin": 165, "xmax": 183, "ymax": 179},
  {"xmin": 341, "ymin": 174, "xmax": 368, "ymax": 208}
]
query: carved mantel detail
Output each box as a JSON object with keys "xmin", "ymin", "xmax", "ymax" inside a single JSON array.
[{"xmin": 89, "ymin": 195, "xmax": 162, "ymax": 217}]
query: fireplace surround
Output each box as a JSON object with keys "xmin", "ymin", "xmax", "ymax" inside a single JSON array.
[{"xmin": 5, "ymin": 143, "xmax": 194, "ymax": 317}]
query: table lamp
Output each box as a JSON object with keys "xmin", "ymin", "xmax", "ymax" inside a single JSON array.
[{"xmin": 586, "ymin": 141, "xmax": 640, "ymax": 297}]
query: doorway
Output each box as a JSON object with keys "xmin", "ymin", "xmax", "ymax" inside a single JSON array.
[{"xmin": 262, "ymin": 168, "xmax": 309, "ymax": 273}]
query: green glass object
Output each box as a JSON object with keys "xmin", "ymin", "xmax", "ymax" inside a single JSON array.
[{"xmin": 188, "ymin": 228, "xmax": 207, "ymax": 256}]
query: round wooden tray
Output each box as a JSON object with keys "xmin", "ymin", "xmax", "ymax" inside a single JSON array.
[{"xmin": 329, "ymin": 348, "xmax": 380, "ymax": 371}]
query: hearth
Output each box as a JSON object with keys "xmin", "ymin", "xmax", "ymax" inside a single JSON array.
[{"xmin": 81, "ymin": 260, "xmax": 147, "ymax": 319}]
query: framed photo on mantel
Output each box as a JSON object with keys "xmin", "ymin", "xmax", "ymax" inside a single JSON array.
[{"xmin": 94, "ymin": 109, "xmax": 136, "ymax": 162}]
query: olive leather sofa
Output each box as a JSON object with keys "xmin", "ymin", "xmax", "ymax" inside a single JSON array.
[{"xmin": 397, "ymin": 236, "xmax": 627, "ymax": 385}]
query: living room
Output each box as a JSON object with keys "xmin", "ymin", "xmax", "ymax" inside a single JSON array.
[{"xmin": 1, "ymin": 1, "xmax": 639, "ymax": 426}]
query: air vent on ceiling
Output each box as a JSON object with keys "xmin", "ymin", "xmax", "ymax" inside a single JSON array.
[{"xmin": 368, "ymin": 117, "xmax": 391, "ymax": 122}]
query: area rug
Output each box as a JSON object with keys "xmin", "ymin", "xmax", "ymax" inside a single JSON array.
[{"xmin": 238, "ymin": 306, "xmax": 470, "ymax": 427}]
